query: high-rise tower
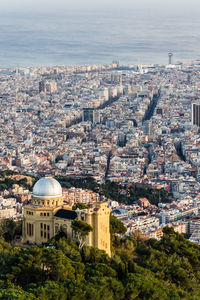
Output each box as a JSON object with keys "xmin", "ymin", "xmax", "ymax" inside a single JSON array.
[
  {"xmin": 168, "ymin": 53, "xmax": 173, "ymax": 65},
  {"xmin": 82, "ymin": 108, "xmax": 100, "ymax": 124},
  {"xmin": 192, "ymin": 102, "xmax": 200, "ymax": 126}
]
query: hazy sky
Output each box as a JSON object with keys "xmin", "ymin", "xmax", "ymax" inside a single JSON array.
[{"xmin": 0, "ymin": 0, "xmax": 198, "ymax": 14}]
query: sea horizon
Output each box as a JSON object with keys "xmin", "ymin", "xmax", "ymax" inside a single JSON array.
[{"xmin": 0, "ymin": 5, "xmax": 199, "ymax": 68}]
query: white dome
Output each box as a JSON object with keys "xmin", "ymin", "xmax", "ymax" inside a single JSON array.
[{"xmin": 32, "ymin": 177, "xmax": 62, "ymax": 199}]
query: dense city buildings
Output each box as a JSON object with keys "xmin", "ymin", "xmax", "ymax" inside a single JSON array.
[{"xmin": 1, "ymin": 60, "xmax": 200, "ymax": 243}]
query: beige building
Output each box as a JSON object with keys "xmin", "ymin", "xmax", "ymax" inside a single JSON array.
[
  {"xmin": 64, "ymin": 187, "xmax": 100, "ymax": 205},
  {"xmin": 22, "ymin": 177, "xmax": 111, "ymax": 256},
  {"xmin": 0, "ymin": 207, "xmax": 16, "ymax": 219}
]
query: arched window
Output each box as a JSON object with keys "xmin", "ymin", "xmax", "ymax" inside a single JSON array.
[
  {"xmin": 27, "ymin": 223, "xmax": 34, "ymax": 236},
  {"xmin": 55, "ymin": 223, "xmax": 59, "ymax": 234},
  {"xmin": 62, "ymin": 224, "xmax": 67, "ymax": 237}
]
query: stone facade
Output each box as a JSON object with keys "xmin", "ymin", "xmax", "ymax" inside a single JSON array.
[{"xmin": 22, "ymin": 177, "xmax": 111, "ymax": 256}]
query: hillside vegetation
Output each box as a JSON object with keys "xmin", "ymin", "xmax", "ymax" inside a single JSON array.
[
  {"xmin": 0, "ymin": 227, "xmax": 200, "ymax": 299},
  {"xmin": 0, "ymin": 172, "xmax": 172, "ymax": 206},
  {"xmin": 56, "ymin": 176, "xmax": 172, "ymax": 206}
]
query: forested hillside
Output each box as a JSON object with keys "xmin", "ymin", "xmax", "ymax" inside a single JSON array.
[
  {"xmin": 0, "ymin": 227, "xmax": 200, "ymax": 299},
  {"xmin": 0, "ymin": 171, "xmax": 172, "ymax": 206},
  {"xmin": 56, "ymin": 176, "xmax": 173, "ymax": 206}
]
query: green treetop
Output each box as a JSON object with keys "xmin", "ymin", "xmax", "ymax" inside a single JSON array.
[
  {"xmin": 71, "ymin": 219, "xmax": 93, "ymax": 249},
  {"xmin": 110, "ymin": 215, "xmax": 127, "ymax": 236}
]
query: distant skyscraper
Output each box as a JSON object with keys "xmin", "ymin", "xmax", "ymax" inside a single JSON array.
[
  {"xmin": 192, "ymin": 102, "xmax": 200, "ymax": 126},
  {"xmin": 39, "ymin": 80, "xmax": 57, "ymax": 93},
  {"xmin": 39, "ymin": 80, "xmax": 45, "ymax": 93},
  {"xmin": 168, "ymin": 53, "xmax": 173, "ymax": 65},
  {"xmin": 187, "ymin": 74, "xmax": 191, "ymax": 84},
  {"xmin": 82, "ymin": 108, "xmax": 100, "ymax": 124},
  {"xmin": 112, "ymin": 60, "xmax": 120, "ymax": 68}
]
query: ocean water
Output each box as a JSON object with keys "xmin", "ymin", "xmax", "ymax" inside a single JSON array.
[{"xmin": 0, "ymin": 6, "xmax": 199, "ymax": 68}]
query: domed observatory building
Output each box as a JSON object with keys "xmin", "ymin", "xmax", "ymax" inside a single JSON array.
[
  {"xmin": 23, "ymin": 177, "xmax": 65, "ymax": 244},
  {"xmin": 23, "ymin": 177, "xmax": 111, "ymax": 256}
]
